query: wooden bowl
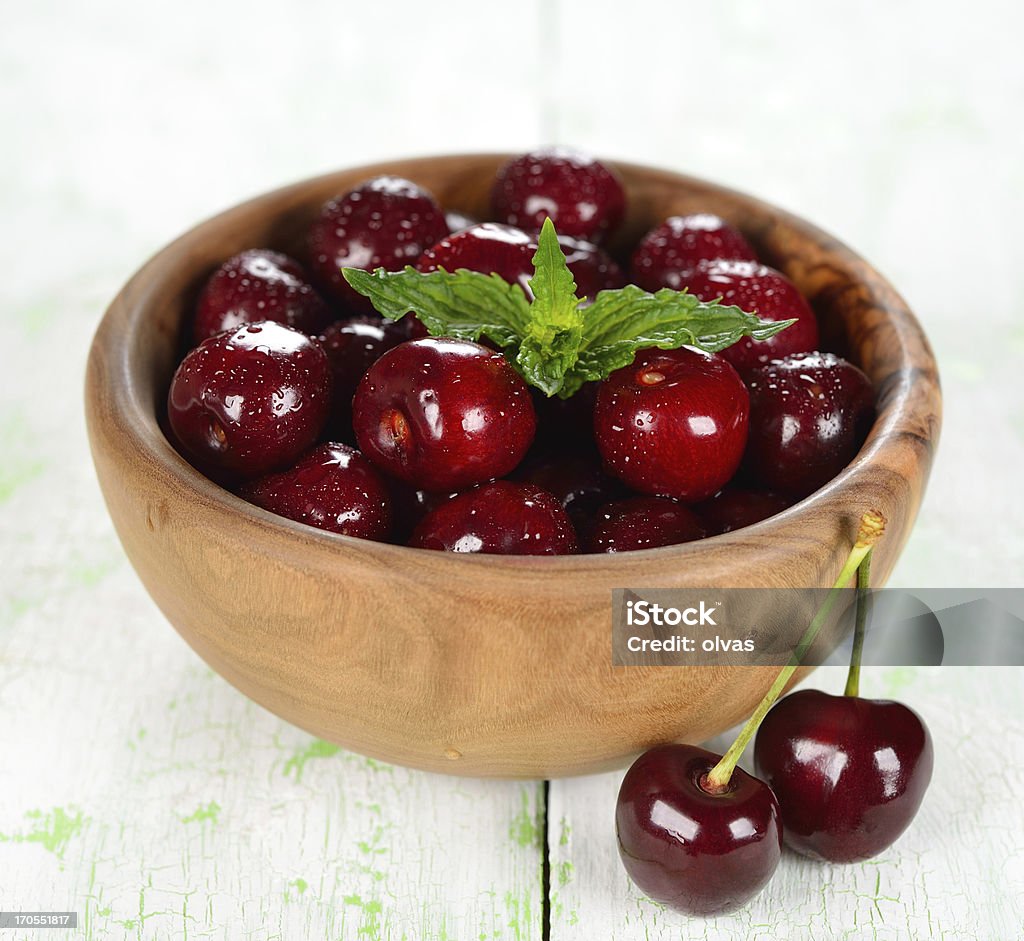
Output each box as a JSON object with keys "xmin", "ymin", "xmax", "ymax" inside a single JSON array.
[{"xmin": 85, "ymin": 154, "xmax": 941, "ymax": 778}]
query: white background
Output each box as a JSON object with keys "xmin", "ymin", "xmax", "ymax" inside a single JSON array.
[{"xmin": 2, "ymin": 1, "xmax": 1023, "ymax": 938}]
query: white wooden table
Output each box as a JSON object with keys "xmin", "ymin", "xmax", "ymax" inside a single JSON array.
[{"xmin": 2, "ymin": 1, "xmax": 1023, "ymax": 938}]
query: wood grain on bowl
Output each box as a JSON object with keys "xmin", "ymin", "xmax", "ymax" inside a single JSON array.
[{"xmin": 85, "ymin": 155, "xmax": 941, "ymax": 778}]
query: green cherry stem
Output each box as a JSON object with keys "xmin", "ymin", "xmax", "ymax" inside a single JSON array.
[
  {"xmin": 702, "ymin": 510, "xmax": 887, "ymax": 793},
  {"xmin": 843, "ymin": 552, "xmax": 874, "ymax": 698}
]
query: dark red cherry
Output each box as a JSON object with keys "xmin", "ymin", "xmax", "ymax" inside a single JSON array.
[
  {"xmin": 409, "ymin": 481, "xmax": 577, "ymax": 555},
  {"xmin": 744, "ymin": 352, "xmax": 874, "ymax": 497},
  {"xmin": 754, "ymin": 689, "xmax": 933, "ymax": 863},
  {"xmin": 307, "ymin": 176, "xmax": 448, "ymax": 313},
  {"xmin": 167, "ymin": 321, "xmax": 331, "ymax": 478},
  {"xmin": 318, "ymin": 316, "xmax": 409, "ymax": 439},
  {"xmin": 238, "ymin": 443, "xmax": 390, "ymax": 540},
  {"xmin": 418, "ymin": 223, "xmax": 535, "ymax": 292},
  {"xmin": 588, "ymin": 496, "xmax": 705, "ymax": 553},
  {"xmin": 418, "ymin": 223, "xmax": 623, "ymax": 301},
  {"xmin": 630, "ymin": 214, "xmax": 757, "ymax": 291},
  {"xmin": 681, "ymin": 260, "xmax": 819, "ymax": 374},
  {"xmin": 557, "ymin": 234, "xmax": 626, "ymax": 301},
  {"xmin": 696, "ymin": 488, "xmax": 791, "ymax": 536},
  {"xmin": 352, "ymin": 338, "xmax": 536, "ymax": 492},
  {"xmin": 515, "ymin": 453, "xmax": 623, "ymax": 539},
  {"xmin": 594, "ymin": 347, "xmax": 749, "ymax": 501},
  {"xmin": 616, "ymin": 744, "xmax": 782, "ymax": 915},
  {"xmin": 491, "ymin": 148, "xmax": 626, "ymax": 243},
  {"xmin": 194, "ymin": 249, "xmax": 331, "ymax": 343}
]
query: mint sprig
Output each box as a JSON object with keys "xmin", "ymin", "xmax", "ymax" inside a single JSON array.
[
  {"xmin": 343, "ymin": 218, "xmax": 795, "ymax": 398},
  {"xmin": 340, "ymin": 266, "xmax": 530, "ymax": 349}
]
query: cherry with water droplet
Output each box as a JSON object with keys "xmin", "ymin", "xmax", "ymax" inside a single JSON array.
[
  {"xmin": 588, "ymin": 496, "xmax": 705, "ymax": 553},
  {"xmin": 409, "ymin": 480, "xmax": 577, "ymax": 555},
  {"xmin": 167, "ymin": 321, "xmax": 331, "ymax": 478},
  {"xmin": 194, "ymin": 249, "xmax": 331, "ymax": 343},
  {"xmin": 630, "ymin": 214, "xmax": 757, "ymax": 291},
  {"xmin": 744, "ymin": 351, "xmax": 874, "ymax": 497},
  {"xmin": 491, "ymin": 147, "xmax": 626, "ymax": 243},
  {"xmin": 317, "ymin": 315, "xmax": 409, "ymax": 439},
  {"xmin": 352, "ymin": 338, "xmax": 536, "ymax": 492},
  {"xmin": 307, "ymin": 176, "xmax": 448, "ymax": 313},
  {"xmin": 418, "ymin": 222, "xmax": 623, "ymax": 302},
  {"xmin": 239, "ymin": 442, "xmax": 391, "ymax": 540},
  {"xmin": 593, "ymin": 347, "xmax": 749, "ymax": 502},
  {"xmin": 681, "ymin": 260, "xmax": 820, "ymax": 374}
]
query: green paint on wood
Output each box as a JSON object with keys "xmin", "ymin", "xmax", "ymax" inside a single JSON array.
[
  {"xmin": 180, "ymin": 801, "xmax": 220, "ymax": 825},
  {"xmin": 558, "ymin": 816, "xmax": 570, "ymax": 846},
  {"xmin": 508, "ymin": 787, "xmax": 541, "ymax": 849},
  {"xmin": 503, "ymin": 890, "xmax": 533, "ymax": 941},
  {"xmin": 67, "ymin": 555, "xmax": 120, "ymax": 589},
  {"xmin": 0, "ymin": 806, "xmax": 85, "ymax": 858},
  {"xmin": 342, "ymin": 894, "xmax": 383, "ymax": 938},
  {"xmin": 283, "ymin": 739, "xmax": 341, "ymax": 781},
  {"xmin": 283, "ymin": 876, "xmax": 309, "ymax": 903},
  {"xmin": 556, "ymin": 860, "xmax": 573, "ymax": 887},
  {"xmin": 882, "ymin": 666, "xmax": 918, "ymax": 697},
  {"xmin": 0, "ymin": 460, "xmax": 45, "ymax": 505}
]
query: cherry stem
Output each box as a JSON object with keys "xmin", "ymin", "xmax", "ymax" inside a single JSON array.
[
  {"xmin": 843, "ymin": 553, "xmax": 874, "ymax": 698},
  {"xmin": 702, "ymin": 510, "xmax": 886, "ymax": 793}
]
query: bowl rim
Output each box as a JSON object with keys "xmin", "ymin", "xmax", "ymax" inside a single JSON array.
[{"xmin": 89, "ymin": 152, "xmax": 941, "ymax": 576}]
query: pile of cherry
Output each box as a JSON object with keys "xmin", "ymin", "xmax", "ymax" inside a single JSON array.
[{"xmin": 166, "ymin": 148, "xmax": 875, "ymax": 553}]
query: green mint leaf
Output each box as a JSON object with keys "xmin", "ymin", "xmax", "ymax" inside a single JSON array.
[
  {"xmin": 558, "ymin": 285, "xmax": 796, "ymax": 398},
  {"xmin": 515, "ymin": 218, "xmax": 586, "ymax": 396},
  {"xmin": 342, "ymin": 266, "xmax": 531, "ymax": 349}
]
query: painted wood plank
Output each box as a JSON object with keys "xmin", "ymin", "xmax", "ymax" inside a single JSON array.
[
  {"xmin": 548, "ymin": 666, "xmax": 1024, "ymax": 940},
  {"xmin": 0, "ymin": 549, "xmax": 545, "ymax": 940}
]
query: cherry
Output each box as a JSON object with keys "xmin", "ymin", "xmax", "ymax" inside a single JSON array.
[
  {"xmin": 614, "ymin": 512, "xmax": 889, "ymax": 915},
  {"xmin": 491, "ymin": 147, "xmax": 626, "ymax": 243},
  {"xmin": 630, "ymin": 214, "xmax": 757, "ymax": 291},
  {"xmin": 744, "ymin": 352, "xmax": 875, "ymax": 497},
  {"xmin": 696, "ymin": 488, "xmax": 791, "ymax": 536},
  {"xmin": 317, "ymin": 315, "xmax": 409, "ymax": 439},
  {"xmin": 616, "ymin": 744, "xmax": 782, "ymax": 915},
  {"xmin": 238, "ymin": 442, "xmax": 390, "ymax": 540},
  {"xmin": 167, "ymin": 321, "xmax": 331, "ymax": 478},
  {"xmin": 588, "ymin": 496, "xmax": 705, "ymax": 553},
  {"xmin": 409, "ymin": 480, "xmax": 577, "ymax": 555},
  {"xmin": 194, "ymin": 249, "xmax": 332, "ymax": 343},
  {"xmin": 593, "ymin": 347, "xmax": 749, "ymax": 502},
  {"xmin": 680, "ymin": 260, "xmax": 820, "ymax": 374},
  {"xmin": 557, "ymin": 234, "xmax": 626, "ymax": 301},
  {"xmin": 352, "ymin": 338, "xmax": 536, "ymax": 492},
  {"xmin": 307, "ymin": 176, "xmax": 448, "ymax": 313},
  {"xmin": 515, "ymin": 453, "xmax": 623, "ymax": 540},
  {"xmin": 754, "ymin": 689, "xmax": 933, "ymax": 863},
  {"xmin": 418, "ymin": 223, "xmax": 623, "ymax": 302},
  {"xmin": 418, "ymin": 223, "xmax": 534, "ymax": 291}
]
